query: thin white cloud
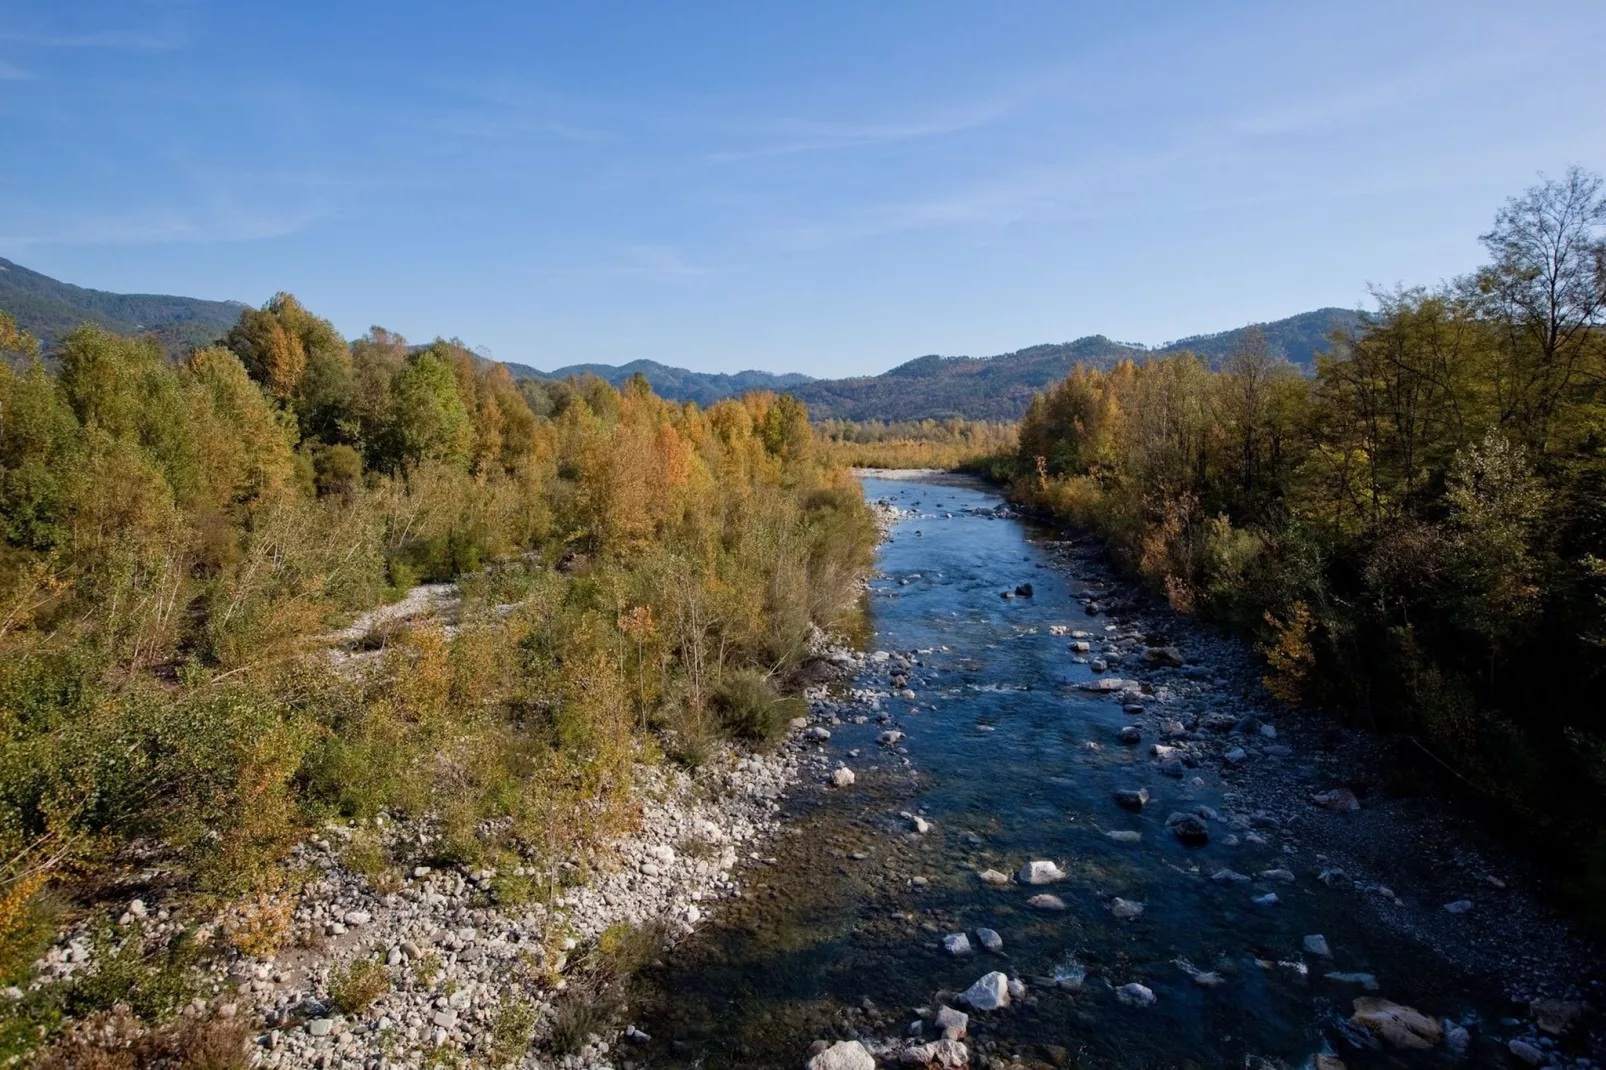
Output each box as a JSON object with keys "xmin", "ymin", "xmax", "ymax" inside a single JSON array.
[{"xmin": 0, "ymin": 59, "xmax": 31, "ymax": 79}]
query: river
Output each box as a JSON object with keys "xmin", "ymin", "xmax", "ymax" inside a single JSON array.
[{"xmin": 631, "ymin": 474, "xmax": 1592, "ymax": 1069}]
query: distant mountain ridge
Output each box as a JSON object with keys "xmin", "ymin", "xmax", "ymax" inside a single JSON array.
[
  {"xmin": 0, "ymin": 257, "xmax": 247, "ymax": 355},
  {"xmin": 790, "ymin": 308, "xmax": 1361, "ymax": 421},
  {"xmin": 0, "ymin": 257, "xmax": 1362, "ymax": 421},
  {"xmin": 501, "ymin": 358, "xmax": 814, "ymax": 408}
]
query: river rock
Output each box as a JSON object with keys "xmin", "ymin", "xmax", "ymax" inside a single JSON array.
[
  {"xmin": 910, "ymin": 815, "xmax": 931, "ymax": 834},
  {"xmin": 1017, "ymin": 860, "xmax": 1066, "ymax": 884},
  {"xmin": 1311, "ymin": 788, "xmax": 1359, "ymax": 812},
  {"xmin": 1531, "ymin": 998, "xmax": 1588, "ymax": 1035},
  {"xmin": 880, "ymin": 730, "xmax": 905, "ymax": 746},
  {"xmin": 1167, "ymin": 813, "xmax": 1210, "ymax": 845},
  {"xmin": 1117, "ymin": 725, "xmax": 1142, "ymax": 744},
  {"xmin": 1107, "ymin": 830, "xmax": 1141, "ymax": 844},
  {"xmin": 978, "ymin": 869, "xmax": 1010, "ymax": 885},
  {"xmin": 1303, "ymin": 934, "xmax": 1332, "ymax": 958},
  {"xmin": 1349, "ymin": 998, "xmax": 1444, "ymax": 1050},
  {"xmin": 1443, "ymin": 899, "xmax": 1473, "ymax": 914},
  {"xmin": 1212, "ymin": 869, "xmax": 1249, "ymax": 882},
  {"xmin": 307, "ymin": 1018, "xmax": 333, "ymax": 1037},
  {"xmin": 808, "ymin": 1039, "xmax": 876, "ymax": 1070},
  {"xmin": 1015, "ymin": 584, "xmax": 1034, "ymax": 598},
  {"xmin": 1144, "ymin": 646, "xmax": 1185, "ymax": 667},
  {"xmin": 1508, "ymin": 1039, "xmax": 1544, "ymax": 1066},
  {"xmin": 935, "ymin": 1004, "xmax": 969, "ymax": 1039},
  {"xmin": 805, "ymin": 726, "xmax": 831, "ymax": 742},
  {"xmin": 943, "ymin": 932, "xmax": 973, "ymax": 956},
  {"xmin": 903, "ymin": 1039, "xmax": 970, "ymax": 1067},
  {"xmin": 1116, "ymin": 983, "xmax": 1156, "ymax": 1007},
  {"xmin": 1251, "ymin": 892, "xmax": 1279, "ymax": 906},
  {"xmin": 959, "ymin": 971, "xmax": 1011, "ymax": 1011},
  {"xmin": 975, "ymin": 928, "xmax": 1002, "ymax": 952},
  {"xmin": 1111, "ymin": 897, "xmax": 1144, "ymax": 921},
  {"xmin": 831, "ymin": 767, "xmax": 856, "ymax": 788},
  {"xmin": 1325, "ymin": 972, "xmax": 1379, "ymax": 991},
  {"xmin": 1027, "ymin": 894, "xmax": 1067, "ymax": 911},
  {"xmin": 1260, "ymin": 868, "xmax": 1295, "ymax": 883},
  {"xmin": 1113, "ymin": 787, "xmax": 1150, "ymax": 811},
  {"xmin": 1224, "ymin": 747, "xmax": 1248, "ymax": 764}
]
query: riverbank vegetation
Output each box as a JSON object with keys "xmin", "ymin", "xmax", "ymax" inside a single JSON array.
[
  {"xmin": 1006, "ymin": 169, "xmax": 1606, "ymax": 907},
  {"xmin": 0, "ymin": 301, "xmax": 875, "ymax": 1060},
  {"xmin": 814, "ymin": 417, "xmax": 1016, "ymax": 470}
]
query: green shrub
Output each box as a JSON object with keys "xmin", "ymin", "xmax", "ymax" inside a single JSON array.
[
  {"xmin": 328, "ymin": 956, "xmax": 390, "ymax": 1015},
  {"xmin": 711, "ymin": 670, "xmax": 800, "ymax": 746}
]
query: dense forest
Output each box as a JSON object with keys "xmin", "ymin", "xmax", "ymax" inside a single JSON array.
[
  {"xmin": 814, "ymin": 417, "xmax": 1018, "ymax": 470},
  {"xmin": 0, "ymin": 297, "xmax": 875, "ymax": 1061},
  {"xmin": 1003, "ymin": 169, "xmax": 1606, "ymax": 902}
]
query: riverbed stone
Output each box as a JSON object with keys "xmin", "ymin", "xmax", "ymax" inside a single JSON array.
[
  {"xmin": 1016, "ymin": 860, "xmax": 1066, "ymax": 884},
  {"xmin": 830, "ymin": 767, "xmax": 856, "ymax": 788},
  {"xmin": 1530, "ymin": 998, "xmax": 1588, "ymax": 1035},
  {"xmin": 943, "ymin": 932, "xmax": 973, "ymax": 956},
  {"xmin": 1508, "ymin": 1039, "xmax": 1544, "ymax": 1066},
  {"xmin": 1027, "ymin": 894, "xmax": 1067, "ymax": 910},
  {"xmin": 935, "ymin": 1004, "xmax": 969, "ymax": 1039},
  {"xmin": 1111, "ymin": 897, "xmax": 1144, "ymax": 921},
  {"xmin": 959, "ymin": 971, "xmax": 1011, "ymax": 1011},
  {"xmin": 975, "ymin": 928, "xmax": 1002, "ymax": 952},
  {"xmin": 807, "ymin": 1039, "xmax": 876, "ymax": 1070},
  {"xmin": 977, "ymin": 869, "xmax": 1010, "ymax": 885},
  {"xmin": 1117, "ymin": 725, "xmax": 1143, "ymax": 744},
  {"xmin": 1107, "ymin": 830, "xmax": 1142, "ymax": 844},
  {"xmin": 903, "ymin": 1038, "xmax": 970, "ymax": 1067},
  {"xmin": 1167, "ymin": 813, "xmax": 1210, "ymax": 845},
  {"xmin": 1349, "ymin": 998, "xmax": 1444, "ymax": 1050},
  {"xmin": 1116, "ymin": 983, "xmax": 1156, "ymax": 1007},
  {"xmin": 1303, "ymin": 934, "xmax": 1332, "ymax": 958},
  {"xmin": 1113, "ymin": 787, "xmax": 1150, "ymax": 811}
]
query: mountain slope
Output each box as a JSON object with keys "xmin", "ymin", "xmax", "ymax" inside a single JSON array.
[
  {"xmin": 508, "ymin": 358, "xmax": 814, "ymax": 407},
  {"xmin": 793, "ymin": 308, "xmax": 1363, "ymax": 421},
  {"xmin": 0, "ymin": 257, "xmax": 248, "ymax": 355}
]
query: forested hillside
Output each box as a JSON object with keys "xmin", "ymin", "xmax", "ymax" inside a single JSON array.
[
  {"xmin": 0, "ymin": 297, "xmax": 875, "ymax": 1063},
  {"xmin": 1001, "ymin": 169, "xmax": 1606, "ymax": 898},
  {"xmin": 507, "ymin": 358, "xmax": 814, "ymax": 407},
  {"xmin": 792, "ymin": 308, "xmax": 1361, "ymax": 421},
  {"xmin": 0, "ymin": 257, "xmax": 246, "ymax": 356}
]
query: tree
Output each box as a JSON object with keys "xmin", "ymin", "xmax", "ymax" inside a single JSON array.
[
  {"xmin": 387, "ymin": 353, "xmax": 472, "ymax": 470},
  {"xmin": 1468, "ymin": 167, "xmax": 1606, "ymax": 446},
  {"xmin": 225, "ymin": 293, "xmax": 353, "ymax": 440}
]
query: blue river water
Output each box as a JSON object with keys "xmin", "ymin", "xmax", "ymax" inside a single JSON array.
[{"xmin": 634, "ymin": 474, "xmax": 1516, "ymax": 1069}]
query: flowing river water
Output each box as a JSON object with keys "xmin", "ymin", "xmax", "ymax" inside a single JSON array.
[{"xmin": 632, "ymin": 474, "xmax": 1586, "ymax": 1069}]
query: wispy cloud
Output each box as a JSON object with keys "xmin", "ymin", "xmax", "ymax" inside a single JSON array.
[
  {"xmin": 0, "ymin": 59, "xmax": 31, "ymax": 79},
  {"xmin": 0, "ymin": 28, "xmax": 185, "ymax": 51},
  {"xmin": 706, "ymin": 107, "xmax": 1004, "ymax": 161},
  {"xmin": 0, "ymin": 202, "xmax": 323, "ymax": 249}
]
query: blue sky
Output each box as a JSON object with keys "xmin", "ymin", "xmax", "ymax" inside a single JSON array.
[{"xmin": 3, "ymin": 1, "xmax": 1604, "ymax": 377}]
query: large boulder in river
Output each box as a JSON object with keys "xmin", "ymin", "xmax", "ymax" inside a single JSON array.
[
  {"xmin": 959, "ymin": 971, "xmax": 1011, "ymax": 1011},
  {"xmin": 808, "ymin": 1040, "xmax": 876, "ymax": 1070},
  {"xmin": 1016, "ymin": 860, "xmax": 1066, "ymax": 884},
  {"xmin": 1349, "ymin": 998, "xmax": 1443, "ymax": 1050}
]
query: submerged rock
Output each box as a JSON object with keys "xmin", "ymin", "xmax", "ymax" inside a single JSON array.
[
  {"xmin": 1303, "ymin": 934, "xmax": 1332, "ymax": 958},
  {"xmin": 1027, "ymin": 893, "xmax": 1067, "ymax": 911},
  {"xmin": 1115, "ymin": 983, "xmax": 1156, "ymax": 1007},
  {"xmin": 1349, "ymin": 998, "xmax": 1444, "ymax": 1050},
  {"xmin": 1106, "ymin": 830, "xmax": 1142, "ymax": 844},
  {"xmin": 808, "ymin": 1040, "xmax": 876, "ymax": 1070},
  {"xmin": 943, "ymin": 932, "xmax": 973, "ymax": 957},
  {"xmin": 977, "ymin": 869, "xmax": 1011, "ymax": 885},
  {"xmin": 1111, "ymin": 897, "xmax": 1144, "ymax": 921},
  {"xmin": 1167, "ymin": 813, "xmax": 1210, "ymax": 845},
  {"xmin": 975, "ymin": 927, "xmax": 1002, "ymax": 952},
  {"xmin": 1117, "ymin": 725, "xmax": 1143, "ymax": 744},
  {"xmin": 1113, "ymin": 787, "xmax": 1150, "ymax": 811},
  {"xmin": 959, "ymin": 971, "xmax": 1011, "ymax": 1011},
  {"xmin": 1016, "ymin": 860, "xmax": 1066, "ymax": 884}
]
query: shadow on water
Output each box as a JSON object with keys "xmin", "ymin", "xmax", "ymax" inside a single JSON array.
[{"xmin": 633, "ymin": 476, "xmax": 1516, "ymax": 1069}]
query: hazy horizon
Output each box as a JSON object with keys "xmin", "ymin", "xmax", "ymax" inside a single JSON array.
[{"xmin": 4, "ymin": 1, "xmax": 1604, "ymax": 376}]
